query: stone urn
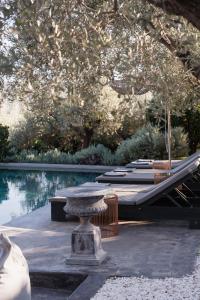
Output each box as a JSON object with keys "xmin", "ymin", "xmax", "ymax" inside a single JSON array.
[{"xmin": 64, "ymin": 188, "xmax": 110, "ymax": 265}]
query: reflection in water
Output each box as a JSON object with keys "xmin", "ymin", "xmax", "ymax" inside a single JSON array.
[
  {"xmin": 0, "ymin": 170, "xmax": 98, "ymax": 225},
  {"xmin": 0, "ymin": 176, "xmax": 9, "ymax": 203}
]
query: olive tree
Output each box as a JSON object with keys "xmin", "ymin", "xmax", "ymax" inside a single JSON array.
[{"xmin": 3, "ymin": 0, "xmax": 200, "ymax": 153}]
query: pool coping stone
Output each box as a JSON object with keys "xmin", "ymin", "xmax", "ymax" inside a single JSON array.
[{"xmin": 0, "ymin": 163, "xmax": 118, "ymax": 173}]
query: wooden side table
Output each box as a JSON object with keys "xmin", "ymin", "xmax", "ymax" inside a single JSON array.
[
  {"xmin": 91, "ymin": 194, "xmax": 118, "ymax": 238},
  {"xmin": 154, "ymin": 172, "xmax": 172, "ymax": 184}
]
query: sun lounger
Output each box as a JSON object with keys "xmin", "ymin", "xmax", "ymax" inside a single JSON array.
[
  {"xmin": 126, "ymin": 152, "xmax": 200, "ymax": 169},
  {"xmin": 118, "ymin": 158, "xmax": 200, "ymax": 228},
  {"xmin": 52, "ymin": 158, "xmax": 200, "ymax": 228},
  {"xmin": 96, "ymin": 172, "xmax": 160, "ymax": 184},
  {"xmin": 96, "ymin": 152, "xmax": 200, "ymax": 184},
  {"xmin": 126, "ymin": 159, "xmax": 181, "ymax": 169}
]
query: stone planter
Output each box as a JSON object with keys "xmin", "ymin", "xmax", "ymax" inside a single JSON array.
[{"xmin": 64, "ymin": 188, "xmax": 110, "ymax": 265}]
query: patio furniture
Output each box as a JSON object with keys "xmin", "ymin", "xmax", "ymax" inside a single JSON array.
[
  {"xmin": 96, "ymin": 172, "xmax": 159, "ymax": 184},
  {"xmin": 96, "ymin": 152, "xmax": 200, "ymax": 184},
  {"xmin": 91, "ymin": 194, "xmax": 118, "ymax": 238},
  {"xmin": 154, "ymin": 172, "xmax": 171, "ymax": 184},
  {"xmin": 52, "ymin": 158, "xmax": 200, "ymax": 228},
  {"xmin": 118, "ymin": 159, "xmax": 200, "ymax": 228},
  {"xmin": 125, "ymin": 152, "xmax": 199, "ymax": 169},
  {"xmin": 125, "ymin": 159, "xmax": 181, "ymax": 169}
]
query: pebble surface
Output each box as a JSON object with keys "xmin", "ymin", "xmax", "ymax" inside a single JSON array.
[{"xmin": 92, "ymin": 258, "xmax": 200, "ymax": 300}]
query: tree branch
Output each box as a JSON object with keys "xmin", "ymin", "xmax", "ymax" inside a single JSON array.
[
  {"xmin": 141, "ymin": 18, "xmax": 200, "ymax": 80},
  {"xmin": 146, "ymin": 0, "xmax": 200, "ymax": 31}
]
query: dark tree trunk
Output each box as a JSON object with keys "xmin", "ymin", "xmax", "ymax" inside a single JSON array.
[
  {"xmin": 146, "ymin": 0, "xmax": 200, "ymax": 31},
  {"xmin": 82, "ymin": 127, "xmax": 94, "ymax": 149}
]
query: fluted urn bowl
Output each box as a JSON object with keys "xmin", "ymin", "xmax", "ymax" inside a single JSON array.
[{"xmin": 63, "ymin": 188, "xmax": 109, "ymax": 217}]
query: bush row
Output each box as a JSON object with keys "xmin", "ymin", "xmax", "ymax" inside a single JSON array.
[
  {"xmin": 6, "ymin": 145, "xmax": 116, "ymax": 165},
  {"xmin": 5, "ymin": 125, "xmax": 188, "ymax": 165}
]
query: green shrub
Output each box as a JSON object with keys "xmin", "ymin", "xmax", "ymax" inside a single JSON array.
[
  {"xmin": 115, "ymin": 124, "xmax": 188, "ymax": 165},
  {"xmin": 6, "ymin": 126, "xmax": 188, "ymax": 165},
  {"xmin": 115, "ymin": 125, "xmax": 163, "ymax": 164},
  {"xmin": 8, "ymin": 145, "xmax": 115, "ymax": 165},
  {"xmin": 74, "ymin": 144, "xmax": 115, "ymax": 165},
  {"xmin": 11, "ymin": 149, "xmax": 74, "ymax": 164},
  {"xmin": 37, "ymin": 149, "xmax": 74, "ymax": 164},
  {"xmin": 170, "ymin": 127, "xmax": 189, "ymax": 158},
  {"xmin": 0, "ymin": 124, "xmax": 9, "ymax": 161},
  {"xmin": 172, "ymin": 106, "xmax": 200, "ymax": 155}
]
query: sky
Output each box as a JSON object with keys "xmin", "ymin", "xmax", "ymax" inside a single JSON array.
[{"xmin": 0, "ymin": 100, "xmax": 24, "ymax": 126}]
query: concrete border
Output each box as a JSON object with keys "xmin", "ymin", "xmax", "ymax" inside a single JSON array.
[
  {"xmin": 68, "ymin": 272, "xmax": 109, "ymax": 300},
  {"xmin": 30, "ymin": 269, "xmax": 110, "ymax": 300},
  {"xmin": 30, "ymin": 270, "xmax": 87, "ymax": 298},
  {"xmin": 0, "ymin": 163, "xmax": 118, "ymax": 173}
]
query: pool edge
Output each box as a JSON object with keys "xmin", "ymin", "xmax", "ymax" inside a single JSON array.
[{"xmin": 0, "ymin": 163, "xmax": 118, "ymax": 173}]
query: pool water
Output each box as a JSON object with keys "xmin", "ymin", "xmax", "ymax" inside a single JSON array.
[{"xmin": 0, "ymin": 169, "xmax": 98, "ymax": 225}]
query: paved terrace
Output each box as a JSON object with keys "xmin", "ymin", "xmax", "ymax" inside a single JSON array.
[{"xmin": 1, "ymin": 204, "xmax": 200, "ymax": 298}]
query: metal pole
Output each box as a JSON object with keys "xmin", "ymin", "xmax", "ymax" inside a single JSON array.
[{"xmin": 167, "ymin": 104, "xmax": 172, "ymax": 169}]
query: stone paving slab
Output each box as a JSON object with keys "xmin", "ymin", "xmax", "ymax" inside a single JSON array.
[{"xmin": 1, "ymin": 204, "xmax": 200, "ymax": 278}]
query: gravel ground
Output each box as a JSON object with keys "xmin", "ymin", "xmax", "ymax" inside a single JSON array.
[{"xmin": 92, "ymin": 257, "xmax": 200, "ymax": 300}]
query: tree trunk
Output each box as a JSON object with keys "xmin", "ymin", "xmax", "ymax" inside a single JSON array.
[{"xmin": 82, "ymin": 128, "xmax": 94, "ymax": 149}]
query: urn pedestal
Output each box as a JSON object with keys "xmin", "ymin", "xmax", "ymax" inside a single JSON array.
[{"xmin": 63, "ymin": 188, "xmax": 109, "ymax": 265}]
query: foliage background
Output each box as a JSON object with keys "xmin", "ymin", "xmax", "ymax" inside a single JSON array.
[{"xmin": 0, "ymin": 0, "xmax": 200, "ymax": 162}]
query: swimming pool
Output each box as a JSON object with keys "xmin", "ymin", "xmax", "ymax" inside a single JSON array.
[{"xmin": 0, "ymin": 169, "xmax": 98, "ymax": 225}]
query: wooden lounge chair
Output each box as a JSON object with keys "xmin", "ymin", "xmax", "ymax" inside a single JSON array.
[
  {"xmin": 125, "ymin": 152, "xmax": 199, "ymax": 169},
  {"xmin": 125, "ymin": 159, "xmax": 181, "ymax": 169},
  {"xmin": 52, "ymin": 159, "xmax": 200, "ymax": 228},
  {"xmin": 118, "ymin": 159, "xmax": 200, "ymax": 228},
  {"xmin": 96, "ymin": 152, "xmax": 200, "ymax": 184}
]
